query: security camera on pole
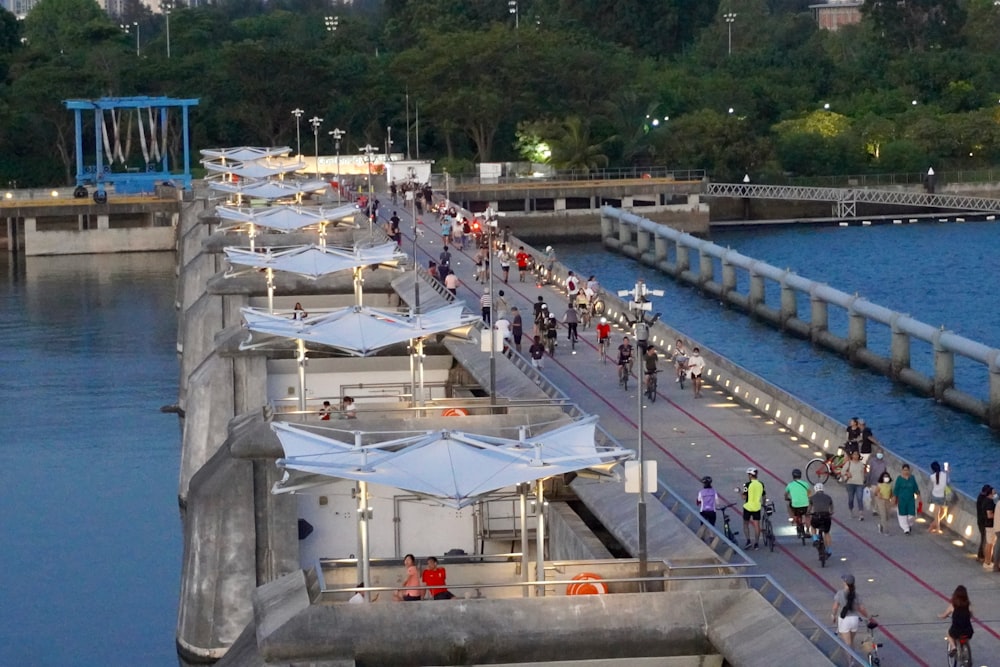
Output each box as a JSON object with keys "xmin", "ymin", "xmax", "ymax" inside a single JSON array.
[{"xmin": 618, "ymin": 278, "xmax": 663, "ymax": 582}]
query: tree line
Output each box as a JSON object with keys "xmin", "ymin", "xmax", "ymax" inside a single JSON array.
[{"xmin": 1, "ymin": 0, "xmax": 998, "ymax": 187}]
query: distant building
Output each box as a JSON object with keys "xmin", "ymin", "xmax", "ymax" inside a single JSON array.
[
  {"xmin": 1, "ymin": 0, "xmax": 213, "ymax": 19},
  {"xmin": 810, "ymin": 0, "xmax": 863, "ymax": 31}
]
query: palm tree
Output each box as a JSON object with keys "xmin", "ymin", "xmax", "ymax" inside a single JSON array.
[{"xmin": 548, "ymin": 115, "xmax": 609, "ymax": 174}]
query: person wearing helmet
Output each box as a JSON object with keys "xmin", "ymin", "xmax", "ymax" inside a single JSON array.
[
  {"xmin": 784, "ymin": 468, "xmax": 812, "ymax": 539},
  {"xmin": 809, "ymin": 481, "xmax": 835, "ymax": 555},
  {"xmin": 742, "ymin": 468, "xmax": 765, "ymax": 550},
  {"xmin": 532, "ymin": 296, "xmax": 547, "ymax": 337},
  {"xmin": 596, "ymin": 317, "xmax": 612, "ymax": 360},
  {"xmin": 697, "ymin": 476, "xmax": 719, "ymax": 527}
]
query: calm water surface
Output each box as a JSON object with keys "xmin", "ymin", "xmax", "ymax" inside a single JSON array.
[
  {"xmin": 559, "ymin": 220, "xmax": 1000, "ymax": 491},
  {"xmin": 0, "ymin": 252, "xmax": 180, "ymax": 666}
]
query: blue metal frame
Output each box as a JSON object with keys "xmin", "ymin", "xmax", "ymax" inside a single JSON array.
[{"xmin": 64, "ymin": 96, "xmax": 199, "ymax": 194}]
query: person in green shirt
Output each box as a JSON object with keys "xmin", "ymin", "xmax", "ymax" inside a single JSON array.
[
  {"xmin": 742, "ymin": 467, "xmax": 766, "ymax": 550},
  {"xmin": 893, "ymin": 463, "xmax": 921, "ymax": 535},
  {"xmin": 784, "ymin": 468, "xmax": 812, "ymax": 539}
]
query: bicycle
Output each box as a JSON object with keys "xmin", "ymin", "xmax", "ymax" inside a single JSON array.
[
  {"xmin": 947, "ymin": 634, "xmax": 973, "ymax": 667},
  {"xmin": 718, "ymin": 503, "xmax": 740, "ymax": 543},
  {"xmin": 860, "ymin": 616, "xmax": 882, "ymax": 666},
  {"xmin": 644, "ymin": 370, "xmax": 658, "ymax": 402},
  {"xmin": 806, "ymin": 450, "xmax": 848, "ymax": 485},
  {"xmin": 814, "ymin": 527, "xmax": 829, "ymax": 567},
  {"xmin": 545, "ymin": 335, "xmax": 557, "ymax": 358},
  {"xmin": 598, "ymin": 337, "xmax": 609, "ymax": 363},
  {"xmin": 618, "ymin": 361, "xmax": 629, "ymax": 390},
  {"xmin": 761, "ymin": 499, "xmax": 776, "ymax": 552}
]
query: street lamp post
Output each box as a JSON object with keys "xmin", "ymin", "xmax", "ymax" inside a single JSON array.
[
  {"xmin": 310, "ymin": 116, "xmax": 323, "ymax": 177},
  {"xmin": 508, "ymin": 0, "xmax": 519, "ymax": 29},
  {"xmin": 164, "ymin": 0, "xmax": 172, "ymax": 58},
  {"xmin": 724, "ymin": 13, "xmax": 737, "ymax": 56},
  {"xmin": 329, "ymin": 128, "xmax": 344, "ymax": 206},
  {"xmin": 360, "ymin": 144, "xmax": 378, "ymax": 238},
  {"xmin": 386, "ymin": 126, "xmax": 392, "ymax": 161},
  {"xmin": 291, "ymin": 109, "xmax": 304, "ymax": 158},
  {"xmin": 485, "ymin": 207, "xmax": 499, "ymax": 404},
  {"xmin": 618, "ymin": 279, "xmax": 663, "ymax": 583}
]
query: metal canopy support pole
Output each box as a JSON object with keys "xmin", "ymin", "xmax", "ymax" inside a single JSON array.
[
  {"xmin": 182, "ymin": 104, "xmax": 192, "ymax": 187},
  {"xmin": 520, "ymin": 483, "xmax": 529, "ymax": 597},
  {"xmin": 160, "ymin": 107, "xmax": 169, "ymax": 172},
  {"xmin": 535, "ymin": 478, "xmax": 545, "ymax": 597},
  {"xmin": 410, "ymin": 190, "xmax": 420, "ymax": 314},
  {"xmin": 93, "ymin": 109, "xmax": 104, "ymax": 190},
  {"xmin": 297, "ymin": 338, "xmax": 307, "ymax": 412},
  {"xmin": 266, "ymin": 267, "xmax": 275, "ymax": 314},
  {"xmin": 73, "ymin": 109, "xmax": 84, "ymax": 183},
  {"xmin": 353, "ymin": 266, "xmax": 363, "ymax": 306},
  {"xmin": 637, "ymin": 348, "xmax": 648, "ymax": 584},
  {"xmin": 416, "ymin": 336, "xmax": 426, "ymax": 408}
]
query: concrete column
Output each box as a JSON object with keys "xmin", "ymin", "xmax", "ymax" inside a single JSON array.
[
  {"xmin": 890, "ymin": 318, "xmax": 910, "ymax": 377},
  {"xmin": 622, "ymin": 196, "xmax": 634, "ymax": 208},
  {"xmin": 848, "ymin": 310, "xmax": 867, "ymax": 360},
  {"xmin": 600, "ymin": 214, "xmax": 615, "ymax": 243},
  {"xmin": 97, "ymin": 214, "xmax": 110, "ymax": 229},
  {"xmin": 676, "ymin": 245, "xmax": 690, "ymax": 273},
  {"xmin": 780, "ymin": 282, "xmax": 797, "ymax": 323},
  {"xmin": 721, "ymin": 260, "xmax": 736, "ymax": 295},
  {"xmin": 618, "ymin": 219, "xmax": 632, "ymax": 247},
  {"xmin": 748, "ymin": 273, "xmax": 765, "ymax": 308},
  {"xmin": 809, "ymin": 295, "xmax": 828, "ymax": 339},
  {"xmin": 989, "ymin": 354, "xmax": 1000, "ymax": 430},
  {"xmin": 636, "ymin": 229, "xmax": 650, "ymax": 257},
  {"xmin": 699, "ymin": 251, "xmax": 713, "ymax": 285},
  {"xmin": 523, "ymin": 197, "xmax": 530, "ymax": 213},
  {"xmin": 654, "ymin": 235, "xmax": 668, "ymax": 263},
  {"xmin": 554, "ymin": 198, "xmax": 566, "ymax": 212},
  {"xmin": 5, "ymin": 218, "xmax": 13, "ymax": 253},
  {"xmin": 78, "ymin": 213, "xmax": 86, "ymax": 231},
  {"xmin": 932, "ymin": 331, "xmax": 954, "ymax": 399},
  {"xmin": 24, "ymin": 217, "xmax": 36, "ymax": 233}
]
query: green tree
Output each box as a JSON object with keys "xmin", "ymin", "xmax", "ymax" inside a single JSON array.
[{"xmin": 861, "ymin": 0, "xmax": 966, "ymax": 52}]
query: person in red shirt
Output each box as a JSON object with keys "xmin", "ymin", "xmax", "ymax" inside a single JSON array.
[
  {"xmin": 515, "ymin": 246, "xmax": 531, "ymax": 282},
  {"xmin": 596, "ymin": 317, "xmax": 612, "ymax": 361},
  {"xmin": 421, "ymin": 556, "xmax": 455, "ymax": 599}
]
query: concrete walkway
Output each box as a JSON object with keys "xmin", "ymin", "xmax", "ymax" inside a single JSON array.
[{"xmin": 385, "ymin": 199, "xmax": 1000, "ymax": 667}]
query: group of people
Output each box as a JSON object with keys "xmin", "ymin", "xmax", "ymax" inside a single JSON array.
[
  {"xmin": 318, "ymin": 396, "xmax": 356, "ymax": 420},
  {"xmin": 388, "ymin": 554, "xmax": 456, "ymax": 602}
]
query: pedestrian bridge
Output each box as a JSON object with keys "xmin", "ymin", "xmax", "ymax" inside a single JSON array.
[{"xmin": 706, "ymin": 182, "xmax": 1000, "ymax": 217}]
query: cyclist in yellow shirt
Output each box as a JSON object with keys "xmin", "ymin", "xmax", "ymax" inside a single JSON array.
[{"xmin": 742, "ymin": 467, "xmax": 766, "ymax": 550}]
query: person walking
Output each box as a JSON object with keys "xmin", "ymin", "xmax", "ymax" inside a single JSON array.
[
  {"xmin": 510, "ymin": 307, "xmax": 523, "ymax": 353},
  {"xmin": 528, "ymin": 335, "xmax": 545, "ymax": 369},
  {"xmin": 865, "ymin": 451, "xmax": 888, "ymax": 517},
  {"xmin": 742, "ymin": 467, "xmax": 765, "ymax": 550},
  {"xmin": 873, "ymin": 472, "xmax": 894, "ymax": 534},
  {"xmin": 480, "ymin": 288, "xmax": 492, "ymax": 325},
  {"xmin": 976, "ymin": 485, "xmax": 995, "ymax": 563},
  {"xmin": 929, "ymin": 461, "xmax": 950, "ymax": 533},
  {"xmin": 697, "ymin": 476, "xmax": 719, "ymax": 527},
  {"xmin": 841, "ymin": 450, "xmax": 867, "ymax": 520},
  {"xmin": 831, "ymin": 574, "xmax": 872, "ymax": 650},
  {"xmin": 892, "ymin": 463, "xmax": 921, "ymax": 535}
]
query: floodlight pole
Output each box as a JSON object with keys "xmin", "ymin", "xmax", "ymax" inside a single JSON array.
[
  {"xmin": 486, "ymin": 208, "xmax": 497, "ymax": 405},
  {"xmin": 360, "ymin": 144, "xmax": 378, "ymax": 240}
]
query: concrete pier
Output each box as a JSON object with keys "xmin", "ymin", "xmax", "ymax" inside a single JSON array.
[{"xmin": 602, "ymin": 207, "xmax": 1000, "ymax": 430}]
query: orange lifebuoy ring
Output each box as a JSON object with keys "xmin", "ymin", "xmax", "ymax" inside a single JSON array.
[
  {"xmin": 566, "ymin": 572, "xmax": 607, "ymax": 596},
  {"xmin": 442, "ymin": 407, "xmax": 469, "ymax": 417}
]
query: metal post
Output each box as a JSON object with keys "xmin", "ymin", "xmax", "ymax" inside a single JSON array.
[
  {"xmin": 387, "ymin": 126, "xmax": 392, "ymax": 161},
  {"xmin": 165, "ymin": 1, "xmax": 171, "ymax": 59},
  {"xmin": 134, "ymin": 21, "xmax": 139, "ymax": 56},
  {"xmin": 405, "ymin": 90, "xmax": 411, "ymax": 160},
  {"xmin": 535, "ymin": 478, "xmax": 545, "ymax": 596},
  {"xmin": 296, "ymin": 338, "xmax": 307, "ymax": 412},
  {"xmin": 330, "ymin": 128, "xmax": 344, "ymax": 206},
  {"xmin": 358, "ymin": 475, "xmax": 371, "ymax": 600},
  {"xmin": 725, "ymin": 13, "xmax": 737, "ymax": 56},
  {"xmin": 519, "ymin": 481, "xmax": 529, "ymax": 597},
  {"xmin": 487, "ymin": 210, "xmax": 497, "ymax": 404},
  {"xmin": 291, "ymin": 109, "xmax": 303, "ymax": 157},
  {"xmin": 410, "ymin": 189, "xmax": 420, "ymax": 315},
  {"xmin": 360, "ymin": 144, "xmax": 378, "ymax": 239},
  {"xmin": 637, "ymin": 338, "xmax": 647, "ymax": 581},
  {"xmin": 309, "ymin": 116, "xmax": 323, "ymax": 176}
]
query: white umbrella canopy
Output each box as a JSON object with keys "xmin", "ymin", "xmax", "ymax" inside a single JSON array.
[
  {"xmin": 240, "ymin": 302, "xmax": 479, "ymax": 357},
  {"xmin": 209, "ymin": 179, "xmax": 329, "ymax": 200},
  {"xmin": 204, "ymin": 160, "xmax": 304, "ymax": 179},
  {"xmin": 271, "ymin": 416, "xmax": 633, "ymax": 508},
  {"xmin": 215, "ymin": 203, "xmax": 358, "ymax": 233},
  {"xmin": 201, "ymin": 146, "xmax": 292, "ymax": 162},
  {"xmin": 224, "ymin": 242, "xmax": 405, "ymax": 280}
]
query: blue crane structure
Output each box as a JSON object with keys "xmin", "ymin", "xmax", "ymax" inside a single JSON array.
[{"xmin": 64, "ymin": 96, "xmax": 199, "ymax": 203}]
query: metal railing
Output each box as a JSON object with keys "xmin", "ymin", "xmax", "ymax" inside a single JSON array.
[{"xmin": 433, "ymin": 167, "xmax": 706, "ymax": 188}]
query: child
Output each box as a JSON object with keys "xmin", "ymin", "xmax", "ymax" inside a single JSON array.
[{"xmin": 875, "ymin": 472, "xmax": 893, "ymax": 534}]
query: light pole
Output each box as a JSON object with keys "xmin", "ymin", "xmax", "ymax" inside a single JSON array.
[
  {"xmin": 360, "ymin": 144, "xmax": 378, "ymax": 238},
  {"xmin": 508, "ymin": 0, "xmax": 519, "ymax": 29},
  {"xmin": 386, "ymin": 126, "xmax": 392, "ymax": 161},
  {"xmin": 120, "ymin": 22, "xmax": 139, "ymax": 56},
  {"xmin": 724, "ymin": 13, "xmax": 737, "ymax": 56},
  {"xmin": 309, "ymin": 116, "xmax": 323, "ymax": 177},
  {"xmin": 291, "ymin": 109, "xmax": 304, "ymax": 157},
  {"xmin": 324, "ymin": 15, "xmax": 339, "ymax": 34},
  {"xmin": 617, "ymin": 278, "xmax": 663, "ymax": 583},
  {"xmin": 329, "ymin": 128, "xmax": 344, "ymax": 206},
  {"xmin": 164, "ymin": 0, "xmax": 172, "ymax": 58}
]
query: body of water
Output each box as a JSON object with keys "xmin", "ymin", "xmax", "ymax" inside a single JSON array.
[
  {"xmin": 559, "ymin": 220, "xmax": 1000, "ymax": 492},
  {"xmin": 0, "ymin": 252, "xmax": 180, "ymax": 666}
]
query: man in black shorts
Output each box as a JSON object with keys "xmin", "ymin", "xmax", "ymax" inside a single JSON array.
[{"xmin": 809, "ymin": 482, "xmax": 835, "ymax": 556}]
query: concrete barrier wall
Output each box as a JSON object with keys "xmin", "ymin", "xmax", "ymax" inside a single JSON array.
[{"xmin": 24, "ymin": 226, "xmax": 176, "ymax": 256}]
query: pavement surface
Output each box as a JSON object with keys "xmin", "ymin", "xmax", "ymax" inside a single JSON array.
[{"xmin": 382, "ymin": 196, "xmax": 1000, "ymax": 667}]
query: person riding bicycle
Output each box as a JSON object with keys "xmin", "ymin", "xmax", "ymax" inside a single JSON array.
[
  {"xmin": 596, "ymin": 317, "xmax": 611, "ymax": 356},
  {"xmin": 617, "ymin": 336, "xmax": 634, "ymax": 372},
  {"xmin": 562, "ymin": 303, "xmax": 579, "ymax": 344},
  {"xmin": 533, "ymin": 298, "xmax": 548, "ymax": 337},
  {"xmin": 643, "ymin": 345, "xmax": 658, "ymax": 382},
  {"xmin": 742, "ymin": 467, "xmax": 766, "ymax": 550},
  {"xmin": 784, "ymin": 468, "xmax": 812, "ymax": 538},
  {"xmin": 939, "ymin": 584, "xmax": 973, "ymax": 659},
  {"xmin": 809, "ymin": 482, "xmax": 835, "ymax": 556}
]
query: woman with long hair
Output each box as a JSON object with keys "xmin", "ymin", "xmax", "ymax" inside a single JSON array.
[
  {"xmin": 831, "ymin": 573, "xmax": 871, "ymax": 649},
  {"xmin": 938, "ymin": 585, "xmax": 973, "ymax": 657}
]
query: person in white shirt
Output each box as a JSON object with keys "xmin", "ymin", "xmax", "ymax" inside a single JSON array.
[{"xmin": 688, "ymin": 347, "xmax": 706, "ymax": 398}]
